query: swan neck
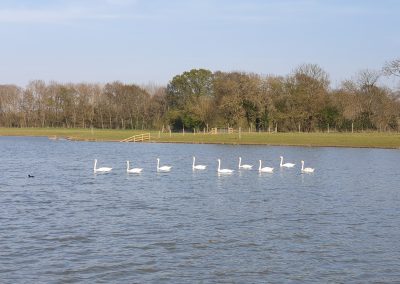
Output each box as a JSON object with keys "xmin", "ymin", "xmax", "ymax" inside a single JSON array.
[
  {"xmin": 239, "ymin": 157, "xmax": 241, "ymax": 167},
  {"xmin": 280, "ymin": 157, "xmax": 283, "ymax": 166},
  {"xmin": 127, "ymin": 161, "xmax": 130, "ymax": 171},
  {"xmin": 193, "ymin": 157, "xmax": 195, "ymax": 168},
  {"xmin": 94, "ymin": 160, "xmax": 97, "ymax": 171},
  {"xmin": 259, "ymin": 160, "xmax": 262, "ymax": 171},
  {"xmin": 218, "ymin": 160, "xmax": 221, "ymax": 171}
]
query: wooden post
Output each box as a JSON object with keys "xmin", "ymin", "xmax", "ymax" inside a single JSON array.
[
  {"xmin": 239, "ymin": 127, "xmax": 241, "ymax": 139},
  {"xmin": 351, "ymin": 122, "xmax": 354, "ymax": 133},
  {"xmin": 298, "ymin": 123, "xmax": 301, "ymax": 133},
  {"xmin": 206, "ymin": 123, "xmax": 209, "ymax": 133},
  {"xmin": 158, "ymin": 131, "xmax": 161, "ymax": 138},
  {"xmin": 275, "ymin": 123, "xmax": 278, "ymax": 133},
  {"xmin": 327, "ymin": 123, "xmax": 330, "ymax": 133},
  {"xmin": 183, "ymin": 126, "xmax": 185, "ymax": 136},
  {"xmin": 169, "ymin": 129, "xmax": 172, "ymax": 137}
]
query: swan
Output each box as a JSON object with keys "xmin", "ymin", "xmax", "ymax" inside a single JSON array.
[
  {"xmin": 258, "ymin": 160, "xmax": 274, "ymax": 173},
  {"xmin": 93, "ymin": 159, "xmax": 112, "ymax": 173},
  {"xmin": 157, "ymin": 158, "xmax": 172, "ymax": 172},
  {"xmin": 238, "ymin": 157, "xmax": 253, "ymax": 169},
  {"xmin": 280, "ymin": 156, "xmax": 295, "ymax": 168},
  {"xmin": 192, "ymin": 156, "xmax": 207, "ymax": 170},
  {"xmin": 301, "ymin": 160, "xmax": 315, "ymax": 173},
  {"xmin": 126, "ymin": 160, "xmax": 143, "ymax": 173},
  {"xmin": 217, "ymin": 159, "xmax": 234, "ymax": 174}
]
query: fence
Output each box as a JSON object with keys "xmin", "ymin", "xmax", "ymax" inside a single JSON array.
[{"xmin": 120, "ymin": 133, "xmax": 151, "ymax": 142}]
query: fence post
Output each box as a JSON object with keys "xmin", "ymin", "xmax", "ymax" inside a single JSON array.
[{"xmin": 239, "ymin": 127, "xmax": 241, "ymax": 139}]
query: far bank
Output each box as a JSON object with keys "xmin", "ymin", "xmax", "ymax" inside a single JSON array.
[{"xmin": 0, "ymin": 127, "xmax": 400, "ymax": 149}]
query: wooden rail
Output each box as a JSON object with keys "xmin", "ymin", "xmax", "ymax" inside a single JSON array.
[
  {"xmin": 120, "ymin": 133, "xmax": 151, "ymax": 142},
  {"xmin": 209, "ymin": 127, "xmax": 234, "ymax": 134}
]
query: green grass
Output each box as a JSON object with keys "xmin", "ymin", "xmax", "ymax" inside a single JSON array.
[{"xmin": 1, "ymin": 127, "xmax": 400, "ymax": 148}]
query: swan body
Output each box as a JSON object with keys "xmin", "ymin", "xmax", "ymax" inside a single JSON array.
[
  {"xmin": 217, "ymin": 159, "xmax": 234, "ymax": 174},
  {"xmin": 238, "ymin": 157, "xmax": 253, "ymax": 169},
  {"xmin": 301, "ymin": 160, "xmax": 315, "ymax": 173},
  {"xmin": 126, "ymin": 161, "xmax": 143, "ymax": 173},
  {"xmin": 157, "ymin": 158, "xmax": 172, "ymax": 172},
  {"xmin": 192, "ymin": 156, "xmax": 207, "ymax": 170},
  {"xmin": 280, "ymin": 156, "xmax": 295, "ymax": 168},
  {"xmin": 258, "ymin": 160, "xmax": 274, "ymax": 173},
  {"xmin": 94, "ymin": 159, "xmax": 112, "ymax": 173}
]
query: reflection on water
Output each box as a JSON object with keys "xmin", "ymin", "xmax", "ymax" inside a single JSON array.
[{"xmin": 1, "ymin": 136, "xmax": 400, "ymax": 283}]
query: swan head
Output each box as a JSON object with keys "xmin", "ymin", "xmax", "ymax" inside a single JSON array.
[
  {"xmin": 280, "ymin": 156, "xmax": 283, "ymax": 159},
  {"xmin": 301, "ymin": 160, "xmax": 304, "ymax": 164}
]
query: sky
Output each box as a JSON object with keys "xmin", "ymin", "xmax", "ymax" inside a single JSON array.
[{"xmin": 0, "ymin": 0, "xmax": 399, "ymax": 87}]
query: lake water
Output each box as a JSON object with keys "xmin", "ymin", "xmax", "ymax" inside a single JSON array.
[{"xmin": 1, "ymin": 136, "xmax": 400, "ymax": 283}]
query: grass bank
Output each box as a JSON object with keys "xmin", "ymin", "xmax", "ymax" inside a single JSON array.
[{"xmin": 1, "ymin": 127, "xmax": 400, "ymax": 149}]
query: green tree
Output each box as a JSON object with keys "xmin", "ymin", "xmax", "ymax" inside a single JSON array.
[{"xmin": 166, "ymin": 69, "xmax": 214, "ymax": 130}]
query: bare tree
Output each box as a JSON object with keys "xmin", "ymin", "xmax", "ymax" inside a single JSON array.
[{"xmin": 383, "ymin": 58, "xmax": 400, "ymax": 77}]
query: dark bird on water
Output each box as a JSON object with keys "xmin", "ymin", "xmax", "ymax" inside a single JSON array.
[{"xmin": 28, "ymin": 174, "xmax": 34, "ymax": 178}]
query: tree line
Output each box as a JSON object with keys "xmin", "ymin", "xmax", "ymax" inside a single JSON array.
[{"xmin": 1, "ymin": 61, "xmax": 399, "ymax": 132}]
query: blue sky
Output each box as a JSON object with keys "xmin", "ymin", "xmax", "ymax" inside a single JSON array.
[{"xmin": 0, "ymin": 0, "xmax": 399, "ymax": 87}]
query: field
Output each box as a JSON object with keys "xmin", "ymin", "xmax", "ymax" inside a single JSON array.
[{"xmin": 1, "ymin": 127, "xmax": 400, "ymax": 149}]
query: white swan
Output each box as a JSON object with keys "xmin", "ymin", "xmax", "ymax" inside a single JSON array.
[
  {"xmin": 93, "ymin": 159, "xmax": 112, "ymax": 173},
  {"xmin": 301, "ymin": 160, "xmax": 315, "ymax": 173},
  {"xmin": 126, "ymin": 160, "xmax": 143, "ymax": 173},
  {"xmin": 238, "ymin": 157, "xmax": 253, "ymax": 169},
  {"xmin": 259, "ymin": 160, "xmax": 274, "ymax": 173},
  {"xmin": 217, "ymin": 159, "xmax": 234, "ymax": 174},
  {"xmin": 192, "ymin": 156, "xmax": 207, "ymax": 170},
  {"xmin": 157, "ymin": 158, "xmax": 172, "ymax": 172},
  {"xmin": 280, "ymin": 156, "xmax": 295, "ymax": 168}
]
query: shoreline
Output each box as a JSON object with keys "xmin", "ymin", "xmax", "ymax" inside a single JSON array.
[{"xmin": 1, "ymin": 128, "xmax": 400, "ymax": 149}]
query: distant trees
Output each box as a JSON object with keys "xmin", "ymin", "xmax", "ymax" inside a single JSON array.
[
  {"xmin": 1, "ymin": 62, "xmax": 399, "ymax": 132},
  {"xmin": 383, "ymin": 58, "xmax": 400, "ymax": 77},
  {"xmin": 166, "ymin": 69, "xmax": 214, "ymax": 130},
  {"xmin": 0, "ymin": 81, "xmax": 164, "ymax": 129}
]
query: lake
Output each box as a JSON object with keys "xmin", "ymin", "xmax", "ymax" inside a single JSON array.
[{"xmin": 1, "ymin": 136, "xmax": 399, "ymax": 283}]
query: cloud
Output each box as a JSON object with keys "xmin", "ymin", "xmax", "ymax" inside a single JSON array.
[
  {"xmin": 0, "ymin": 1, "xmax": 133, "ymax": 23},
  {"xmin": 0, "ymin": 8, "xmax": 118, "ymax": 23}
]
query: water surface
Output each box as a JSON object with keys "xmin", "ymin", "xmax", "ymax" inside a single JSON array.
[{"xmin": 1, "ymin": 137, "xmax": 399, "ymax": 283}]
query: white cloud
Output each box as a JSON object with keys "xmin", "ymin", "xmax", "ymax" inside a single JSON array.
[
  {"xmin": 0, "ymin": 0, "xmax": 135, "ymax": 23},
  {"xmin": 0, "ymin": 8, "xmax": 118, "ymax": 23}
]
